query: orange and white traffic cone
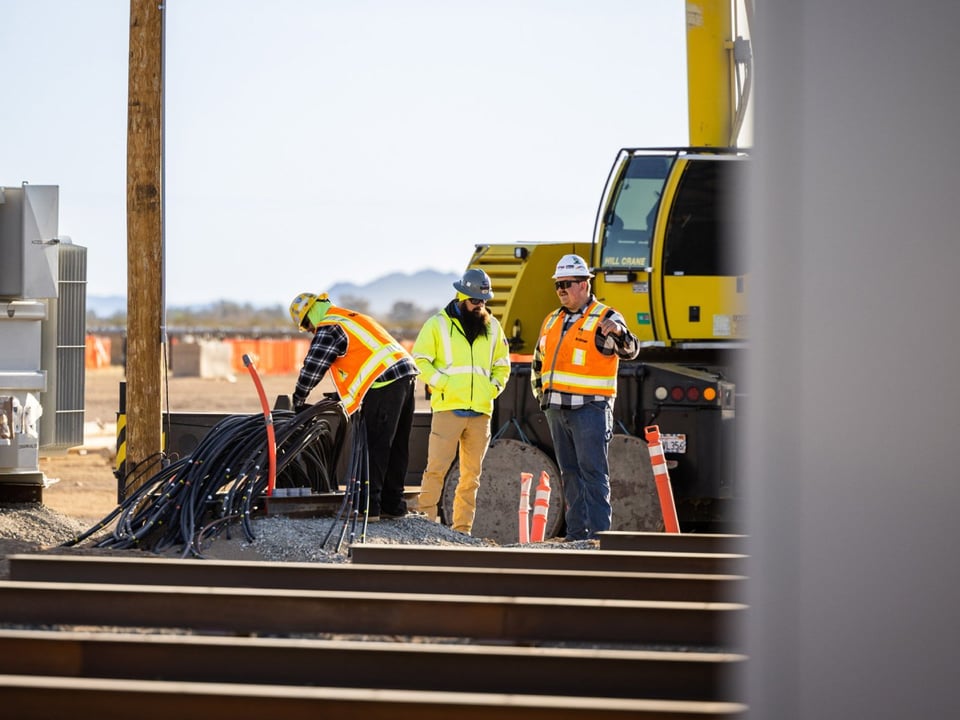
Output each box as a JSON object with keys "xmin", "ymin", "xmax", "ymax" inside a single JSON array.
[
  {"xmin": 518, "ymin": 472, "xmax": 533, "ymax": 544},
  {"xmin": 530, "ymin": 470, "xmax": 552, "ymax": 542},
  {"xmin": 644, "ymin": 425, "xmax": 681, "ymax": 533}
]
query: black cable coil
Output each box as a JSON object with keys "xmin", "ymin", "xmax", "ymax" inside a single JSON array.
[{"xmin": 61, "ymin": 398, "xmax": 361, "ymax": 557}]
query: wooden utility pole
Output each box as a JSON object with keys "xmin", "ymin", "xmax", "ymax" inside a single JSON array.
[{"xmin": 125, "ymin": 0, "xmax": 164, "ymax": 495}]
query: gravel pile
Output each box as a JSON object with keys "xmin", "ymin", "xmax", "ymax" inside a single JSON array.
[
  {"xmin": 241, "ymin": 514, "xmax": 495, "ymax": 563},
  {"xmin": 1, "ymin": 502, "xmax": 597, "ymax": 575},
  {"xmin": 0, "ymin": 503, "xmax": 97, "ymax": 579},
  {"xmin": 0, "ymin": 503, "xmax": 91, "ymax": 547}
]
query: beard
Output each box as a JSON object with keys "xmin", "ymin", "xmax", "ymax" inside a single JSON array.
[{"xmin": 458, "ymin": 301, "xmax": 490, "ymax": 343}]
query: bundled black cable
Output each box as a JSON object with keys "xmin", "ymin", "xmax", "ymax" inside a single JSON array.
[
  {"xmin": 320, "ymin": 414, "xmax": 370, "ymax": 555},
  {"xmin": 61, "ymin": 399, "xmax": 348, "ymax": 557}
]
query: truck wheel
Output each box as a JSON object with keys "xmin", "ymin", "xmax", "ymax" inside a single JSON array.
[
  {"xmin": 608, "ymin": 434, "xmax": 664, "ymax": 532},
  {"xmin": 440, "ymin": 438, "xmax": 563, "ymax": 544}
]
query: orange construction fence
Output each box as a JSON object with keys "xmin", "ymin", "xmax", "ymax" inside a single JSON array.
[
  {"xmin": 225, "ymin": 338, "xmax": 311, "ymax": 375},
  {"xmin": 85, "ymin": 335, "xmax": 112, "ymax": 369},
  {"xmin": 84, "ymin": 335, "xmax": 315, "ymax": 375}
]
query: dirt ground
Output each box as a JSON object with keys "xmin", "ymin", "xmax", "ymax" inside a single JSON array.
[{"xmin": 39, "ymin": 366, "xmax": 340, "ymax": 524}]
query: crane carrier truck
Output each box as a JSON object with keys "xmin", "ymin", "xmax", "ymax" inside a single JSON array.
[{"xmin": 455, "ymin": 1, "xmax": 753, "ymax": 532}]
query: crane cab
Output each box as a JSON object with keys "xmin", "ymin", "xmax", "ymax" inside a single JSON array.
[{"xmin": 592, "ymin": 148, "xmax": 749, "ymax": 347}]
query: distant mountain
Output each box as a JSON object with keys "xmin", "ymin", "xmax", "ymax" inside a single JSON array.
[
  {"xmin": 329, "ymin": 269, "xmax": 459, "ymax": 315},
  {"xmin": 85, "ymin": 270, "xmax": 460, "ymax": 318},
  {"xmin": 86, "ymin": 294, "xmax": 127, "ymax": 317}
]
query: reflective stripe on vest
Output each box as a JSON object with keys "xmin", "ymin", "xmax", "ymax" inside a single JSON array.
[
  {"xmin": 432, "ymin": 313, "xmax": 498, "ymax": 381},
  {"xmin": 413, "ymin": 311, "xmax": 510, "ymax": 414},
  {"xmin": 539, "ymin": 300, "xmax": 618, "ymax": 397},
  {"xmin": 319, "ymin": 308, "xmax": 409, "ymax": 414}
]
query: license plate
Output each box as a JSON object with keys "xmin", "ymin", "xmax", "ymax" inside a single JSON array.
[{"xmin": 661, "ymin": 433, "xmax": 687, "ymax": 454}]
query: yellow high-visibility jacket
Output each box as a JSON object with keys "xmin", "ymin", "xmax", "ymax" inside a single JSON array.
[{"xmin": 412, "ymin": 307, "xmax": 510, "ymax": 415}]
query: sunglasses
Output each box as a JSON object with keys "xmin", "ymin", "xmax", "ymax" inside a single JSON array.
[
  {"xmin": 554, "ymin": 279, "xmax": 583, "ymax": 290},
  {"xmin": 466, "ymin": 298, "xmax": 486, "ymax": 306}
]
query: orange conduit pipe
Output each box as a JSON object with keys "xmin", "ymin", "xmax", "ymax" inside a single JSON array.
[
  {"xmin": 243, "ymin": 354, "xmax": 277, "ymax": 497},
  {"xmin": 644, "ymin": 425, "xmax": 681, "ymax": 533}
]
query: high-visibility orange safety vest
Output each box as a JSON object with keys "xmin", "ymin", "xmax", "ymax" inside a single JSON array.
[
  {"xmin": 537, "ymin": 300, "xmax": 618, "ymax": 397},
  {"xmin": 317, "ymin": 306, "xmax": 411, "ymax": 415}
]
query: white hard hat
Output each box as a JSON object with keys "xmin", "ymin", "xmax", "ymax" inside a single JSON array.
[{"xmin": 552, "ymin": 253, "xmax": 594, "ymax": 279}]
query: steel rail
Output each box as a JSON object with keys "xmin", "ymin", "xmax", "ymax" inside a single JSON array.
[
  {"xmin": 0, "ymin": 674, "xmax": 748, "ymax": 719},
  {"xmin": 596, "ymin": 531, "xmax": 747, "ymax": 555},
  {"xmin": 348, "ymin": 544, "xmax": 747, "ymax": 574},
  {"xmin": 258, "ymin": 488, "xmax": 421, "ymax": 517},
  {"xmin": 0, "ymin": 580, "xmax": 743, "ymax": 647},
  {"xmin": 0, "ymin": 629, "xmax": 745, "ymax": 702},
  {"xmin": 6, "ymin": 554, "xmax": 745, "ymax": 603}
]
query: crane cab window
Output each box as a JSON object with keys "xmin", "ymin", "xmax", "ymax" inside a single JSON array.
[
  {"xmin": 600, "ymin": 156, "xmax": 671, "ymax": 268},
  {"xmin": 663, "ymin": 159, "xmax": 747, "ymax": 277}
]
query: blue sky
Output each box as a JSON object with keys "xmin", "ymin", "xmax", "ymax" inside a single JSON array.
[{"xmin": 1, "ymin": 0, "xmax": 689, "ymax": 307}]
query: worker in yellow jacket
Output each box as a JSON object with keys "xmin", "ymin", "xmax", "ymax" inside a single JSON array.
[{"xmin": 413, "ymin": 269, "xmax": 511, "ymax": 535}]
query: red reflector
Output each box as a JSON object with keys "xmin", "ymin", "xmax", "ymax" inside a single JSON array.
[
  {"xmin": 670, "ymin": 387, "xmax": 685, "ymax": 401},
  {"xmin": 686, "ymin": 387, "xmax": 700, "ymax": 401}
]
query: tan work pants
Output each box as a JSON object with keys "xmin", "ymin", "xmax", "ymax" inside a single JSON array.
[{"xmin": 417, "ymin": 411, "xmax": 491, "ymax": 535}]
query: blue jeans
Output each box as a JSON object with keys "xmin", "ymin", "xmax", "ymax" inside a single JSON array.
[{"xmin": 545, "ymin": 401, "xmax": 613, "ymax": 540}]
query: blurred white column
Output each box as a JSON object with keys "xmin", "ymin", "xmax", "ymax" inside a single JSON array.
[{"xmin": 745, "ymin": 1, "xmax": 960, "ymax": 717}]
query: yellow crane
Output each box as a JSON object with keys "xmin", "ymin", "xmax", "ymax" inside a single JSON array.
[
  {"xmin": 464, "ymin": 0, "xmax": 753, "ymax": 530},
  {"xmin": 469, "ymin": 0, "xmax": 753, "ymax": 354}
]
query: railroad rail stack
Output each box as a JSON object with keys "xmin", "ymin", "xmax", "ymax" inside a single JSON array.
[{"xmin": 0, "ymin": 531, "xmax": 748, "ymax": 718}]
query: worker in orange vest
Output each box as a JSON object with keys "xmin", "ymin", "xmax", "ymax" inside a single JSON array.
[
  {"xmin": 530, "ymin": 255, "xmax": 639, "ymax": 541},
  {"xmin": 289, "ymin": 292, "xmax": 419, "ymax": 521}
]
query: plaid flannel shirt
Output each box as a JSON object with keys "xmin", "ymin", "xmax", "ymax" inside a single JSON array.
[{"xmin": 293, "ymin": 324, "xmax": 417, "ymax": 409}]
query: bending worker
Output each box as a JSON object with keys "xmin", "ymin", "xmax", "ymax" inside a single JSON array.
[
  {"xmin": 531, "ymin": 254, "xmax": 639, "ymax": 541},
  {"xmin": 290, "ymin": 292, "xmax": 418, "ymax": 521},
  {"xmin": 412, "ymin": 269, "xmax": 511, "ymax": 535}
]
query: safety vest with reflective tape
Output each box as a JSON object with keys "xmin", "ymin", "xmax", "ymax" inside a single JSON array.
[
  {"xmin": 317, "ymin": 306, "xmax": 412, "ymax": 415},
  {"xmin": 537, "ymin": 300, "xmax": 618, "ymax": 397},
  {"xmin": 412, "ymin": 309, "xmax": 511, "ymax": 414}
]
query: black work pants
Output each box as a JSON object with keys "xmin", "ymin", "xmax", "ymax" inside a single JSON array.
[{"xmin": 358, "ymin": 375, "xmax": 415, "ymax": 515}]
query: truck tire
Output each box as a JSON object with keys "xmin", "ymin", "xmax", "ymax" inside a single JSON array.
[
  {"xmin": 440, "ymin": 438, "xmax": 563, "ymax": 544},
  {"xmin": 608, "ymin": 434, "xmax": 664, "ymax": 532}
]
